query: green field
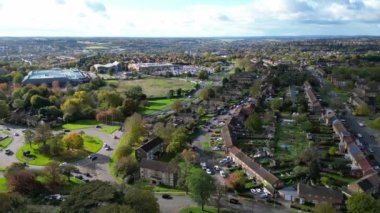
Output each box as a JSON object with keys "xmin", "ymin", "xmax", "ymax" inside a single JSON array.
[
  {"xmin": 0, "ymin": 177, "xmax": 7, "ymax": 193},
  {"xmin": 101, "ymin": 126, "xmax": 119, "ymax": 134},
  {"xmin": 110, "ymin": 78, "xmax": 194, "ymax": 98},
  {"xmin": 16, "ymin": 135, "xmax": 103, "ymax": 166},
  {"xmin": 62, "ymin": 120, "xmax": 99, "ymax": 130},
  {"xmin": 0, "ymin": 138, "xmax": 12, "ymax": 150},
  {"xmin": 142, "ymin": 98, "xmax": 180, "ymax": 115}
]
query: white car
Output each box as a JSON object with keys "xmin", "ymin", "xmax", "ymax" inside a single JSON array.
[
  {"xmin": 256, "ymin": 188, "xmax": 262, "ymax": 193},
  {"xmin": 220, "ymin": 170, "xmax": 227, "ymax": 178},
  {"xmin": 214, "ymin": 165, "xmax": 220, "ymax": 171},
  {"xmin": 200, "ymin": 161, "xmax": 207, "ymax": 167},
  {"xmin": 358, "ymin": 122, "xmax": 365, "ymax": 127},
  {"xmin": 357, "ymin": 133, "xmax": 363, "ymax": 138},
  {"xmin": 59, "ymin": 162, "xmax": 67, "ymax": 167},
  {"xmin": 250, "ymin": 188, "xmax": 256, "ymax": 194},
  {"xmin": 206, "ymin": 168, "xmax": 212, "ymax": 175}
]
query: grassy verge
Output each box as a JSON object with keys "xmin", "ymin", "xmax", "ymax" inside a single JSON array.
[
  {"xmin": 101, "ymin": 126, "xmax": 119, "ymax": 134},
  {"xmin": 0, "ymin": 137, "xmax": 12, "ymax": 150},
  {"xmin": 142, "ymin": 98, "xmax": 181, "ymax": 115},
  {"xmin": 367, "ymin": 119, "xmax": 380, "ymax": 130},
  {"xmin": 16, "ymin": 135, "xmax": 103, "ymax": 166},
  {"xmin": 179, "ymin": 207, "xmax": 230, "ymax": 213},
  {"xmin": 62, "ymin": 120, "xmax": 99, "ymax": 130},
  {"xmin": 321, "ymin": 172, "xmax": 356, "ymax": 184},
  {"xmin": 0, "ymin": 177, "xmax": 7, "ymax": 193}
]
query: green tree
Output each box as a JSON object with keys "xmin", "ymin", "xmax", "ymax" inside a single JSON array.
[
  {"xmin": 328, "ymin": 146, "xmax": 336, "ymax": 156},
  {"xmin": 244, "ymin": 113, "xmax": 262, "ymax": 132},
  {"xmin": 61, "ymin": 181, "xmax": 123, "ymax": 213},
  {"xmin": 95, "ymin": 204, "xmax": 135, "ymax": 213},
  {"xmin": 23, "ymin": 130, "xmax": 34, "ymax": 148},
  {"xmin": 12, "ymin": 72, "xmax": 23, "ymax": 84},
  {"xmin": 270, "ymin": 98, "xmax": 283, "ymax": 111},
  {"xmin": 0, "ymin": 100, "xmax": 9, "ymax": 119},
  {"xmin": 124, "ymin": 113, "xmax": 145, "ymax": 146},
  {"xmin": 176, "ymin": 88, "xmax": 182, "ymax": 97},
  {"xmin": 60, "ymin": 165, "xmax": 78, "ymax": 182},
  {"xmin": 198, "ymin": 88, "xmax": 209, "ymax": 101},
  {"xmin": 346, "ymin": 193, "xmax": 380, "ymax": 213},
  {"xmin": 309, "ymin": 160, "xmax": 320, "ymax": 181},
  {"xmin": 249, "ymin": 80, "xmax": 262, "ymax": 99},
  {"xmin": 187, "ymin": 168, "xmax": 215, "ymax": 211},
  {"xmin": 0, "ymin": 193, "xmax": 28, "ymax": 213},
  {"xmin": 314, "ymin": 202, "xmax": 336, "ymax": 213},
  {"xmin": 198, "ymin": 70, "xmax": 208, "ymax": 80},
  {"xmin": 171, "ymin": 100, "xmax": 183, "ymax": 112},
  {"xmin": 196, "ymin": 106, "xmax": 206, "ymax": 116},
  {"xmin": 167, "ymin": 90, "xmax": 175, "ymax": 98},
  {"xmin": 354, "ymin": 104, "xmax": 369, "ymax": 116},
  {"xmin": 166, "ymin": 127, "xmax": 189, "ymax": 153},
  {"xmin": 124, "ymin": 187, "xmax": 159, "ymax": 213},
  {"xmin": 30, "ymin": 95, "xmax": 51, "ymax": 109}
]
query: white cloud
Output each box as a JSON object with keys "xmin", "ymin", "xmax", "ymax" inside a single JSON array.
[{"xmin": 0, "ymin": 0, "xmax": 379, "ymax": 36}]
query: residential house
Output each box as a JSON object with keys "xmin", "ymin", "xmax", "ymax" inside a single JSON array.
[
  {"xmin": 139, "ymin": 159, "xmax": 178, "ymax": 187},
  {"xmin": 135, "ymin": 137, "xmax": 164, "ymax": 161},
  {"xmin": 321, "ymin": 109, "xmax": 336, "ymax": 126},
  {"xmin": 297, "ymin": 183, "xmax": 344, "ymax": 207},
  {"xmin": 348, "ymin": 173, "xmax": 380, "ymax": 195}
]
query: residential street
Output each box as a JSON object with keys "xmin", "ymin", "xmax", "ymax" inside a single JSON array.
[{"xmin": 0, "ymin": 125, "xmax": 26, "ymax": 168}]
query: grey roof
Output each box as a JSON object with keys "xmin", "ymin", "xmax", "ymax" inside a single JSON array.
[{"xmin": 140, "ymin": 159, "xmax": 178, "ymax": 173}]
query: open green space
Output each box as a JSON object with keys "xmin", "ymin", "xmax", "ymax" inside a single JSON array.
[
  {"xmin": 201, "ymin": 141, "xmax": 210, "ymax": 150},
  {"xmin": 0, "ymin": 137, "xmax": 12, "ymax": 150},
  {"xmin": 16, "ymin": 135, "xmax": 103, "ymax": 166},
  {"xmin": 142, "ymin": 98, "xmax": 181, "ymax": 115},
  {"xmin": 101, "ymin": 126, "xmax": 119, "ymax": 134},
  {"xmin": 0, "ymin": 177, "xmax": 7, "ymax": 193},
  {"xmin": 110, "ymin": 78, "xmax": 194, "ymax": 98},
  {"xmin": 179, "ymin": 207, "xmax": 231, "ymax": 213},
  {"xmin": 62, "ymin": 120, "xmax": 99, "ymax": 130}
]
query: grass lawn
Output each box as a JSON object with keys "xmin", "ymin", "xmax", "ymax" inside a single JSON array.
[
  {"xmin": 142, "ymin": 98, "xmax": 181, "ymax": 115},
  {"xmin": 62, "ymin": 120, "xmax": 99, "ymax": 130},
  {"xmin": 82, "ymin": 135, "xmax": 103, "ymax": 153},
  {"xmin": 179, "ymin": 207, "xmax": 230, "ymax": 213},
  {"xmin": 0, "ymin": 137, "xmax": 12, "ymax": 150},
  {"xmin": 201, "ymin": 141, "xmax": 210, "ymax": 150},
  {"xmin": 321, "ymin": 172, "xmax": 356, "ymax": 184},
  {"xmin": 16, "ymin": 135, "xmax": 103, "ymax": 166},
  {"xmin": 101, "ymin": 126, "xmax": 119, "ymax": 134},
  {"xmin": 367, "ymin": 119, "xmax": 380, "ymax": 130},
  {"xmin": 111, "ymin": 78, "xmax": 194, "ymax": 98},
  {"xmin": 0, "ymin": 177, "xmax": 7, "ymax": 193}
]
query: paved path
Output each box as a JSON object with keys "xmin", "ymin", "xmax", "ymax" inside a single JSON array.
[{"xmin": 0, "ymin": 125, "xmax": 25, "ymax": 168}]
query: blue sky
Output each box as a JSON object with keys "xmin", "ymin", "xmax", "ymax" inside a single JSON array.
[{"xmin": 0, "ymin": 0, "xmax": 379, "ymax": 36}]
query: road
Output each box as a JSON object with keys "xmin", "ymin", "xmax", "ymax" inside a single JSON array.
[{"xmin": 0, "ymin": 125, "xmax": 26, "ymax": 168}]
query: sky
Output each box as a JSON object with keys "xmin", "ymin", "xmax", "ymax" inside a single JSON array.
[{"xmin": 0, "ymin": 0, "xmax": 379, "ymax": 37}]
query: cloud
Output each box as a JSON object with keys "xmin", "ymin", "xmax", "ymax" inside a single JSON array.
[
  {"xmin": 217, "ymin": 15, "xmax": 232, "ymax": 22},
  {"xmin": 56, "ymin": 0, "xmax": 65, "ymax": 5},
  {"xmin": 85, "ymin": 1, "xmax": 106, "ymax": 13}
]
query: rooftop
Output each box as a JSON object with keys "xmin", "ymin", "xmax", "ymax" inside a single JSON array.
[{"xmin": 23, "ymin": 68, "xmax": 86, "ymax": 81}]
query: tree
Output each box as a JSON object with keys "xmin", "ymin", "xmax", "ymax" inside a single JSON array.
[
  {"xmin": 62, "ymin": 132, "xmax": 84, "ymax": 150},
  {"xmin": 224, "ymin": 170, "xmax": 246, "ymax": 191},
  {"xmin": 293, "ymin": 166, "xmax": 308, "ymax": 177},
  {"xmin": 320, "ymin": 177, "xmax": 331, "ymax": 186},
  {"xmin": 122, "ymin": 98, "xmax": 139, "ymax": 116},
  {"xmin": 95, "ymin": 204, "xmax": 135, "ymax": 213},
  {"xmin": 116, "ymin": 156, "xmax": 138, "ymax": 177},
  {"xmin": 354, "ymin": 104, "xmax": 369, "ymax": 116},
  {"xmin": 0, "ymin": 100, "xmax": 9, "ymax": 119},
  {"xmin": 187, "ymin": 168, "xmax": 215, "ymax": 211},
  {"xmin": 124, "ymin": 187, "xmax": 159, "ymax": 213},
  {"xmin": 346, "ymin": 193, "xmax": 380, "ymax": 213},
  {"xmin": 270, "ymin": 98, "xmax": 283, "ymax": 111},
  {"xmin": 5, "ymin": 169, "xmax": 41, "ymax": 196},
  {"xmin": 12, "ymin": 72, "xmax": 23, "ymax": 84},
  {"xmin": 24, "ymin": 130, "xmax": 34, "ymax": 148},
  {"xmin": 198, "ymin": 70, "xmax": 208, "ymax": 80},
  {"xmin": 167, "ymin": 90, "xmax": 175, "ymax": 98},
  {"xmin": 124, "ymin": 113, "xmax": 145, "ymax": 146},
  {"xmin": 166, "ymin": 127, "xmax": 189, "ymax": 153},
  {"xmin": 244, "ymin": 113, "xmax": 262, "ymax": 132},
  {"xmin": 314, "ymin": 202, "xmax": 336, "ymax": 213},
  {"xmin": 181, "ymin": 149, "xmax": 197, "ymax": 163},
  {"xmin": 214, "ymin": 184, "xmax": 227, "ymax": 213},
  {"xmin": 30, "ymin": 95, "xmax": 51, "ymax": 109},
  {"xmin": 198, "ymin": 88, "xmax": 209, "ymax": 101},
  {"xmin": 33, "ymin": 122, "xmax": 53, "ymax": 148},
  {"xmin": 176, "ymin": 88, "xmax": 182, "ymax": 97},
  {"xmin": 309, "ymin": 160, "xmax": 320, "ymax": 181},
  {"xmin": 61, "ymin": 181, "xmax": 123, "ymax": 213},
  {"xmin": 12, "ymin": 99, "xmax": 25, "ymax": 109},
  {"xmin": 60, "ymin": 164, "xmax": 77, "ymax": 182},
  {"xmin": 328, "ymin": 146, "xmax": 336, "ymax": 156},
  {"xmin": 171, "ymin": 100, "xmax": 183, "ymax": 112},
  {"xmin": 375, "ymin": 95, "xmax": 380, "ymax": 110},
  {"xmin": 196, "ymin": 106, "xmax": 205, "ymax": 116},
  {"xmin": 249, "ymin": 80, "xmax": 262, "ymax": 99},
  {"xmin": 0, "ymin": 193, "xmax": 28, "ymax": 213},
  {"xmin": 44, "ymin": 162, "xmax": 63, "ymax": 191}
]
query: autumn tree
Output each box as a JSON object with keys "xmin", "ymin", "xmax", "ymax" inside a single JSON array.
[
  {"xmin": 224, "ymin": 170, "xmax": 246, "ymax": 191},
  {"xmin": 124, "ymin": 113, "xmax": 145, "ymax": 146},
  {"xmin": 44, "ymin": 162, "xmax": 63, "ymax": 192},
  {"xmin": 171, "ymin": 100, "xmax": 183, "ymax": 112},
  {"xmin": 62, "ymin": 132, "xmax": 84, "ymax": 150}
]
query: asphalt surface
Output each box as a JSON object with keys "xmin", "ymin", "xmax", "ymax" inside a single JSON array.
[{"xmin": 0, "ymin": 125, "xmax": 26, "ymax": 168}]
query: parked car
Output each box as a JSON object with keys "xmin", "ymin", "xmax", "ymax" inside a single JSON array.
[
  {"xmin": 200, "ymin": 161, "xmax": 207, "ymax": 167},
  {"xmin": 63, "ymin": 129, "xmax": 70, "ymax": 133},
  {"xmin": 5, "ymin": 149, "xmax": 13, "ymax": 155},
  {"xmin": 358, "ymin": 122, "xmax": 365, "ymax": 127},
  {"xmin": 250, "ymin": 188, "xmax": 256, "ymax": 194},
  {"xmin": 260, "ymin": 193, "xmax": 269, "ymax": 199},
  {"xmin": 357, "ymin": 133, "xmax": 363, "ymax": 138},
  {"xmin": 162, "ymin": 194, "xmax": 172, "ymax": 199},
  {"xmin": 229, "ymin": 198, "xmax": 240, "ymax": 204},
  {"xmin": 90, "ymin": 156, "xmax": 98, "ymax": 161},
  {"xmin": 95, "ymin": 125, "xmax": 101, "ymax": 128},
  {"xmin": 13, "ymin": 132, "xmax": 19, "ymax": 136},
  {"xmin": 206, "ymin": 168, "xmax": 212, "ymax": 175},
  {"xmin": 220, "ymin": 170, "xmax": 227, "ymax": 178},
  {"xmin": 113, "ymin": 135, "xmax": 119, "ymax": 139},
  {"xmin": 75, "ymin": 175, "xmax": 83, "ymax": 180},
  {"xmin": 59, "ymin": 162, "xmax": 67, "ymax": 167},
  {"xmin": 214, "ymin": 165, "xmax": 220, "ymax": 171}
]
